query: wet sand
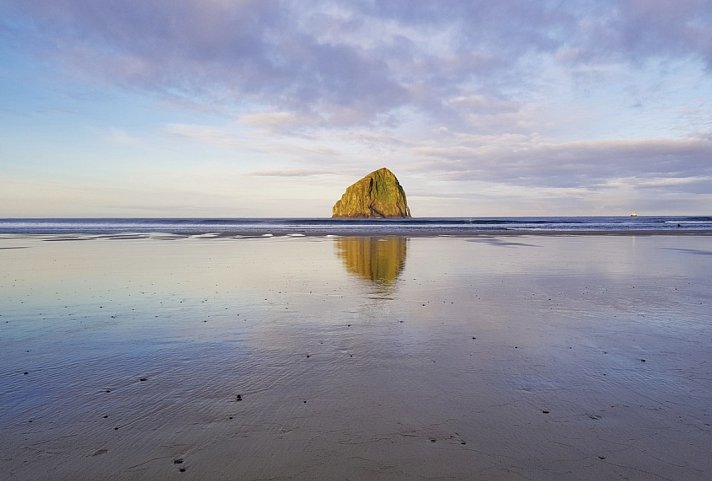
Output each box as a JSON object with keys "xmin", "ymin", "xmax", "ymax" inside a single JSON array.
[{"xmin": 1, "ymin": 234, "xmax": 711, "ymax": 480}]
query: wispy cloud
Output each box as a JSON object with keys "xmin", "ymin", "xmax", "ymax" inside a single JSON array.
[
  {"xmin": 409, "ymin": 137, "xmax": 712, "ymax": 189},
  {"xmin": 247, "ymin": 168, "xmax": 336, "ymax": 177},
  {"xmin": 163, "ymin": 122, "xmax": 343, "ymax": 160}
]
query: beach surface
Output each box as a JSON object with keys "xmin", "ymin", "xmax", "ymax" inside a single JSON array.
[{"xmin": 1, "ymin": 234, "xmax": 711, "ymax": 480}]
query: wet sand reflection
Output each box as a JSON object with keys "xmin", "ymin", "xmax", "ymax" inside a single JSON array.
[{"xmin": 334, "ymin": 236, "xmax": 407, "ymax": 286}]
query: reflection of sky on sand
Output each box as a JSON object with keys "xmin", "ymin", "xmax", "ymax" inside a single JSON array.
[
  {"xmin": 1, "ymin": 234, "xmax": 710, "ymax": 340},
  {"xmin": 1, "ymin": 234, "xmax": 712, "ymax": 480},
  {"xmin": 334, "ymin": 236, "xmax": 407, "ymax": 291}
]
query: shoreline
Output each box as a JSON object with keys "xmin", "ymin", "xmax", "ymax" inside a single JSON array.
[
  {"xmin": 2, "ymin": 229, "xmax": 712, "ymax": 238},
  {"xmin": 2, "ymin": 215, "xmax": 711, "ymax": 239}
]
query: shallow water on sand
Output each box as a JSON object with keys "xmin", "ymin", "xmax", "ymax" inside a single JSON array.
[{"xmin": 1, "ymin": 235, "xmax": 711, "ymax": 480}]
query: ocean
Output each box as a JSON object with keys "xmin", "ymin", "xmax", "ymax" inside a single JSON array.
[{"xmin": 1, "ymin": 216, "xmax": 711, "ymax": 236}]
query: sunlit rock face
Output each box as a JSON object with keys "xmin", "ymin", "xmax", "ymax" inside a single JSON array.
[
  {"xmin": 335, "ymin": 236, "xmax": 407, "ymax": 286},
  {"xmin": 332, "ymin": 168, "xmax": 411, "ymax": 218}
]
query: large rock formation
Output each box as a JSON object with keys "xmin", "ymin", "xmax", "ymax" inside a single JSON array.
[{"xmin": 332, "ymin": 168, "xmax": 411, "ymax": 218}]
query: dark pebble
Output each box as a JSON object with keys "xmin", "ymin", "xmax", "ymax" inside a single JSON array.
[
  {"xmin": 236, "ymin": 394, "xmax": 242, "ymax": 402},
  {"xmin": 542, "ymin": 410, "xmax": 550, "ymax": 414},
  {"xmin": 114, "ymin": 427, "xmax": 119, "ymax": 430},
  {"xmin": 23, "ymin": 372, "xmax": 28, "ymax": 375},
  {"xmin": 471, "ymin": 337, "xmax": 476, "ymax": 340},
  {"xmin": 460, "ymin": 441, "xmax": 467, "ymax": 445},
  {"xmin": 103, "ymin": 415, "xmax": 108, "ymax": 419},
  {"xmin": 598, "ymin": 456, "xmax": 606, "ymax": 460},
  {"xmin": 179, "ymin": 467, "xmax": 186, "ymax": 473},
  {"xmin": 303, "ymin": 400, "xmax": 307, "ymax": 404},
  {"xmin": 430, "ymin": 438, "xmax": 436, "ymax": 443},
  {"xmin": 105, "ymin": 389, "xmax": 111, "ymax": 393},
  {"xmin": 306, "ymin": 354, "xmax": 310, "ymax": 358},
  {"xmin": 139, "ymin": 377, "xmax": 147, "ymax": 382},
  {"xmin": 229, "ymin": 416, "xmax": 233, "ymax": 420},
  {"xmin": 174, "ymin": 458, "xmax": 184, "ymax": 464},
  {"xmin": 640, "ymin": 359, "xmax": 646, "ymax": 362}
]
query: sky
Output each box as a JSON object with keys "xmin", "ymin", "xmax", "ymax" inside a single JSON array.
[{"xmin": 1, "ymin": 0, "xmax": 711, "ymax": 217}]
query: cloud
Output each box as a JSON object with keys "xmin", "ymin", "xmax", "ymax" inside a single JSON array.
[
  {"xmin": 1, "ymin": 0, "xmax": 407, "ymax": 125},
  {"xmin": 163, "ymin": 122, "xmax": 342, "ymax": 161},
  {"xmin": 163, "ymin": 115, "xmax": 712, "ymax": 199},
  {"xmin": 3, "ymin": 0, "xmax": 710, "ymax": 130},
  {"xmin": 240, "ymin": 111, "xmax": 315, "ymax": 131},
  {"xmin": 409, "ymin": 137, "xmax": 712, "ymax": 190},
  {"xmin": 248, "ymin": 168, "xmax": 334, "ymax": 177},
  {"xmin": 612, "ymin": 175, "xmax": 712, "ymax": 194}
]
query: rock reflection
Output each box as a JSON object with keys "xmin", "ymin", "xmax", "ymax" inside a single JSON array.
[{"xmin": 335, "ymin": 236, "xmax": 408, "ymax": 286}]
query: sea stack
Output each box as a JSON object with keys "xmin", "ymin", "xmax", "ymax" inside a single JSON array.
[{"xmin": 332, "ymin": 168, "xmax": 411, "ymax": 218}]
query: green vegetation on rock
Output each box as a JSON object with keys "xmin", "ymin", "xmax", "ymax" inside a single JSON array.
[{"xmin": 332, "ymin": 168, "xmax": 411, "ymax": 218}]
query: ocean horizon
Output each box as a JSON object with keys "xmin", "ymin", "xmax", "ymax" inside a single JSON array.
[{"xmin": 2, "ymin": 215, "xmax": 711, "ymax": 236}]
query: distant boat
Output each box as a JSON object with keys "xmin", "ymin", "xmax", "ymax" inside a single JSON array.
[{"xmin": 630, "ymin": 212, "xmax": 638, "ymax": 217}]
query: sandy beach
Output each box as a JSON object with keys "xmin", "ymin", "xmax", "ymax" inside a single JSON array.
[{"xmin": 1, "ymin": 234, "xmax": 711, "ymax": 480}]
